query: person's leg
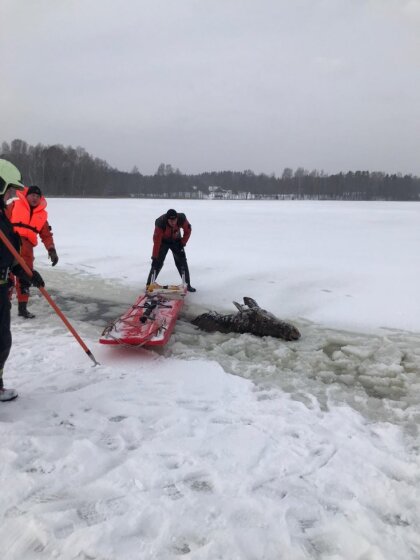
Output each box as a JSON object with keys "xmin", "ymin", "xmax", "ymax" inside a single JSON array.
[
  {"xmin": 172, "ymin": 246, "xmax": 196, "ymax": 291},
  {"xmin": 18, "ymin": 240, "xmax": 35, "ymax": 318},
  {"xmin": 16, "ymin": 239, "xmax": 35, "ymax": 318},
  {"xmin": 7, "ymin": 273, "xmax": 15, "ymax": 301},
  {"xmin": 146, "ymin": 244, "xmax": 169, "ymax": 285},
  {"xmin": 0, "ymin": 284, "xmax": 17, "ymax": 400},
  {"xmin": 15, "ymin": 273, "xmax": 29, "ymax": 303},
  {"xmin": 15, "ymin": 239, "xmax": 34, "ymax": 303}
]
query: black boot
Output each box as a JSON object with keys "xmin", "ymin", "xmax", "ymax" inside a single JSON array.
[
  {"xmin": 18, "ymin": 302, "xmax": 35, "ymax": 319},
  {"xmin": 181, "ymin": 266, "xmax": 195, "ymax": 292}
]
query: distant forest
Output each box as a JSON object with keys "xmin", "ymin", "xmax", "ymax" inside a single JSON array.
[{"xmin": 2, "ymin": 139, "xmax": 419, "ymax": 200}]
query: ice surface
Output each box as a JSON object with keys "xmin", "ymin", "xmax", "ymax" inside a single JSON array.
[{"xmin": 1, "ymin": 199, "xmax": 419, "ymax": 560}]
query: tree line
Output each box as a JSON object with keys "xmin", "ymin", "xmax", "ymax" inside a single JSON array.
[{"xmin": 2, "ymin": 139, "xmax": 419, "ymax": 200}]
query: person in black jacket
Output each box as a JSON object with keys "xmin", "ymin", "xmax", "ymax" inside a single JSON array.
[
  {"xmin": 146, "ymin": 208, "xmax": 196, "ymax": 292},
  {"xmin": 0, "ymin": 159, "xmax": 44, "ymax": 401}
]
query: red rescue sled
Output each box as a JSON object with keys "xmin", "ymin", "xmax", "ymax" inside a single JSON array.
[{"xmin": 99, "ymin": 281, "xmax": 187, "ymax": 346}]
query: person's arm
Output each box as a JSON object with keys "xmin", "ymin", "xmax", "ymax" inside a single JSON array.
[
  {"xmin": 152, "ymin": 226, "xmax": 163, "ymax": 258},
  {"xmin": 180, "ymin": 217, "xmax": 192, "ymax": 246},
  {"xmin": 39, "ymin": 221, "xmax": 59, "ymax": 265},
  {"xmin": 11, "ymin": 262, "xmax": 45, "ymax": 287},
  {"xmin": 39, "ymin": 220, "xmax": 54, "ymax": 251}
]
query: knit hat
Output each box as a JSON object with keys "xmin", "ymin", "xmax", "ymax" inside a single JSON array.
[
  {"xmin": 166, "ymin": 209, "xmax": 177, "ymax": 219},
  {"xmin": 27, "ymin": 185, "xmax": 42, "ymax": 196}
]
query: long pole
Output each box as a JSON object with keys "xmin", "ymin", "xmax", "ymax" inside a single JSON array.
[{"xmin": 0, "ymin": 229, "xmax": 100, "ymax": 366}]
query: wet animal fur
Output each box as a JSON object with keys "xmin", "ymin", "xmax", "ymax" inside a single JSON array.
[{"xmin": 192, "ymin": 297, "xmax": 301, "ymax": 341}]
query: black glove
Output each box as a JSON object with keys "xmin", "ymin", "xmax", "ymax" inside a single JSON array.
[
  {"xmin": 30, "ymin": 270, "xmax": 45, "ymax": 288},
  {"xmin": 176, "ymin": 239, "xmax": 185, "ymax": 252},
  {"xmin": 48, "ymin": 248, "xmax": 59, "ymax": 266},
  {"xmin": 11, "ymin": 265, "xmax": 45, "ymax": 288}
]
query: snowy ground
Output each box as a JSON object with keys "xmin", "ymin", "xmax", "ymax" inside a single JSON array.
[{"xmin": 1, "ymin": 199, "xmax": 419, "ymax": 560}]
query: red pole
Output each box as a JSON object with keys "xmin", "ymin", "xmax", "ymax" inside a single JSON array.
[{"xmin": 0, "ymin": 229, "xmax": 100, "ymax": 366}]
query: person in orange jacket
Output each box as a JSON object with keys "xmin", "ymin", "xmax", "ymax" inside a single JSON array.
[
  {"xmin": 8, "ymin": 185, "xmax": 58, "ymax": 318},
  {"xmin": 146, "ymin": 208, "xmax": 196, "ymax": 292}
]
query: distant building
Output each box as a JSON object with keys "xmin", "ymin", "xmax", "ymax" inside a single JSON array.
[{"xmin": 208, "ymin": 186, "xmax": 232, "ymax": 199}]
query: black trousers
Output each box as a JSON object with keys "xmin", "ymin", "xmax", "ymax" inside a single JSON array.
[
  {"xmin": 147, "ymin": 241, "xmax": 191, "ymax": 285},
  {"xmin": 0, "ymin": 284, "xmax": 12, "ymax": 389}
]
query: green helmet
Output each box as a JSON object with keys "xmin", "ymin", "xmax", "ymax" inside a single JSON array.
[{"xmin": 0, "ymin": 159, "xmax": 24, "ymax": 195}]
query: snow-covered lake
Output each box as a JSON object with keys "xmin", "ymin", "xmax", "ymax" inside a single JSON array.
[{"xmin": 1, "ymin": 199, "xmax": 419, "ymax": 560}]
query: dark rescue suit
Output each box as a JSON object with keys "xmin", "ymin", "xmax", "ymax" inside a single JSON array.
[
  {"xmin": 146, "ymin": 213, "xmax": 192, "ymax": 286},
  {"xmin": 0, "ymin": 206, "xmax": 20, "ymax": 389}
]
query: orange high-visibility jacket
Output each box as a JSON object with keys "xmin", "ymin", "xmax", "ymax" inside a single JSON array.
[{"xmin": 9, "ymin": 188, "xmax": 54, "ymax": 249}]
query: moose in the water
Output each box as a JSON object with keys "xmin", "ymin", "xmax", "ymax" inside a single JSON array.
[{"xmin": 192, "ymin": 297, "xmax": 300, "ymax": 341}]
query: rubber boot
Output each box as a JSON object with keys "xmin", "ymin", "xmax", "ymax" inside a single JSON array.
[
  {"xmin": 0, "ymin": 376, "xmax": 18, "ymax": 401},
  {"xmin": 18, "ymin": 302, "xmax": 35, "ymax": 319},
  {"xmin": 0, "ymin": 388, "xmax": 18, "ymax": 401}
]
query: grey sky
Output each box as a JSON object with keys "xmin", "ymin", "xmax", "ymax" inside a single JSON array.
[{"xmin": 2, "ymin": 0, "xmax": 420, "ymax": 175}]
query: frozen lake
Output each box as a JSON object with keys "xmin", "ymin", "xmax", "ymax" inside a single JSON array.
[{"xmin": 1, "ymin": 199, "xmax": 419, "ymax": 560}]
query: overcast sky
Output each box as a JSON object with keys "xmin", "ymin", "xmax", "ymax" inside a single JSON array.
[{"xmin": 2, "ymin": 0, "xmax": 420, "ymax": 176}]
